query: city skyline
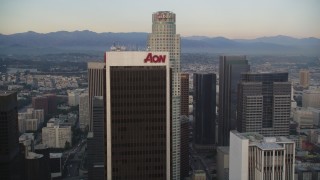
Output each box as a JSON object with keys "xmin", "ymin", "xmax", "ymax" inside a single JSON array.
[{"xmin": 1, "ymin": 0, "xmax": 320, "ymax": 38}]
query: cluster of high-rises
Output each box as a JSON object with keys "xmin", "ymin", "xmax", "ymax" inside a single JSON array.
[
  {"xmin": 84, "ymin": 11, "xmax": 295, "ymax": 180},
  {"xmin": 87, "ymin": 11, "xmax": 181, "ymax": 180},
  {"xmin": 0, "ymin": 11, "xmax": 298, "ymax": 180}
]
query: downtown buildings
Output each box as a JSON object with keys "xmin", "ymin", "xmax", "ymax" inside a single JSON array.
[
  {"xmin": 148, "ymin": 11, "xmax": 181, "ymax": 180},
  {"xmin": 87, "ymin": 11, "xmax": 182, "ymax": 179}
]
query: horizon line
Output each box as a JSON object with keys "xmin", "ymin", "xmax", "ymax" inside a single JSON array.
[{"xmin": 1, "ymin": 30, "xmax": 319, "ymax": 40}]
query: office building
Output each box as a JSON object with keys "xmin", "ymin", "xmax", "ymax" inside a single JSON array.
[
  {"xmin": 105, "ymin": 51, "xmax": 170, "ymax": 179},
  {"xmin": 18, "ymin": 109, "xmax": 44, "ymax": 133},
  {"xmin": 34, "ymin": 144, "xmax": 51, "ymax": 180},
  {"xmin": 0, "ymin": 91, "xmax": 21, "ymax": 180},
  {"xmin": 229, "ymin": 131, "xmax": 295, "ymax": 180},
  {"xmin": 33, "ymin": 109, "xmax": 44, "ymax": 124},
  {"xmin": 180, "ymin": 116, "xmax": 189, "ymax": 179},
  {"xmin": 192, "ymin": 170, "xmax": 206, "ymax": 180},
  {"xmin": 218, "ymin": 56, "xmax": 250, "ymax": 146},
  {"xmin": 24, "ymin": 152, "xmax": 49, "ymax": 180},
  {"xmin": 217, "ymin": 146, "xmax": 229, "ymax": 180},
  {"xmin": 193, "ymin": 73, "xmax": 216, "ymax": 145},
  {"xmin": 181, "ymin": 73, "xmax": 189, "ymax": 116},
  {"xmin": 237, "ymin": 72, "xmax": 291, "ymax": 137},
  {"xmin": 32, "ymin": 96, "xmax": 48, "ymax": 116},
  {"xmin": 302, "ymin": 88, "xmax": 320, "ymax": 108},
  {"xmin": 44, "ymin": 94, "xmax": 57, "ymax": 114},
  {"xmin": 88, "ymin": 62, "xmax": 105, "ymax": 132},
  {"xmin": 50, "ymin": 153, "xmax": 62, "ymax": 178},
  {"xmin": 299, "ymin": 69, "xmax": 310, "ymax": 88},
  {"xmin": 79, "ymin": 92, "xmax": 89, "ymax": 130},
  {"xmin": 180, "ymin": 73, "xmax": 189, "ymax": 179},
  {"xmin": 87, "ymin": 96, "xmax": 105, "ymax": 180},
  {"xmin": 42, "ymin": 119, "xmax": 72, "ymax": 148},
  {"xmin": 295, "ymin": 165, "xmax": 320, "ymax": 180},
  {"xmin": 68, "ymin": 91, "xmax": 80, "ymax": 106},
  {"xmin": 25, "ymin": 118, "xmax": 39, "ymax": 131},
  {"xmin": 293, "ymin": 108, "xmax": 314, "ymax": 129},
  {"xmin": 148, "ymin": 11, "xmax": 181, "ymax": 179}
]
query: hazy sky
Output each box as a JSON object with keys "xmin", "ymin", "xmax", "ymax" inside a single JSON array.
[{"xmin": 0, "ymin": 0, "xmax": 319, "ymax": 38}]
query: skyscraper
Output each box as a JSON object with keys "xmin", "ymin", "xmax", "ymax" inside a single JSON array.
[
  {"xmin": 193, "ymin": 73, "xmax": 216, "ymax": 146},
  {"xmin": 237, "ymin": 72, "xmax": 291, "ymax": 137},
  {"xmin": 181, "ymin": 73, "xmax": 189, "ymax": 117},
  {"xmin": 148, "ymin": 11, "xmax": 181, "ymax": 180},
  {"xmin": 87, "ymin": 96, "xmax": 105, "ymax": 180},
  {"xmin": 105, "ymin": 51, "xmax": 170, "ymax": 179},
  {"xmin": 299, "ymin": 69, "xmax": 310, "ymax": 88},
  {"xmin": 88, "ymin": 62, "xmax": 105, "ymax": 132},
  {"xmin": 0, "ymin": 91, "xmax": 21, "ymax": 180},
  {"xmin": 180, "ymin": 73, "xmax": 189, "ymax": 179},
  {"xmin": 229, "ymin": 131, "xmax": 295, "ymax": 180},
  {"xmin": 79, "ymin": 92, "xmax": 89, "ymax": 130},
  {"xmin": 218, "ymin": 56, "xmax": 250, "ymax": 146}
]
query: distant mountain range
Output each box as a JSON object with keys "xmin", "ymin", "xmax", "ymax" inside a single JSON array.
[{"xmin": 0, "ymin": 30, "xmax": 319, "ymax": 56}]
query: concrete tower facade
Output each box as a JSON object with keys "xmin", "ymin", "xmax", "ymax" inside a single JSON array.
[{"xmin": 148, "ymin": 11, "xmax": 181, "ymax": 179}]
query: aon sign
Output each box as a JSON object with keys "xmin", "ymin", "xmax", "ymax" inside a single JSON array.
[{"xmin": 144, "ymin": 53, "xmax": 166, "ymax": 63}]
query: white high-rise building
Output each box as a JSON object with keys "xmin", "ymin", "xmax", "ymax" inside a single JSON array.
[
  {"xmin": 68, "ymin": 91, "xmax": 79, "ymax": 106},
  {"xmin": 229, "ymin": 131, "xmax": 295, "ymax": 180},
  {"xmin": 79, "ymin": 92, "xmax": 89, "ymax": 130},
  {"xmin": 148, "ymin": 11, "xmax": 181, "ymax": 180},
  {"xmin": 42, "ymin": 119, "xmax": 72, "ymax": 148}
]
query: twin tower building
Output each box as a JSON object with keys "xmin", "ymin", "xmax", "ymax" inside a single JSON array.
[{"xmin": 87, "ymin": 11, "xmax": 292, "ymax": 180}]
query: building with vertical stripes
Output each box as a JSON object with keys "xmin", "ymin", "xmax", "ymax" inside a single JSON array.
[
  {"xmin": 88, "ymin": 62, "xmax": 105, "ymax": 131},
  {"xmin": 229, "ymin": 131, "xmax": 295, "ymax": 180},
  {"xmin": 105, "ymin": 51, "xmax": 171, "ymax": 180},
  {"xmin": 148, "ymin": 11, "xmax": 181, "ymax": 180}
]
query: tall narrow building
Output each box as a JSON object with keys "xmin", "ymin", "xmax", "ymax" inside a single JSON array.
[
  {"xmin": 88, "ymin": 96, "xmax": 105, "ymax": 180},
  {"xmin": 299, "ymin": 69, "xmax": 310, "ymax": 88},
  {"xmin": 88, "ymin": 62, "xmax": 105, "ymax": 132},
  {"xmin": 218, "ymin": 56, "xmax": 250, "ymax": 146},
  {"xmin": 180, "ymin": 73, "xmax": 189, "ymax": 117},
  {"xmin": 79, "ymin": 92, "xmax": 89, "ymax": 130},
  {"xmin": 0, "ymin": 91, "xmax": 21, "ymax": 180},
  {"xmin": 193, "ymin": 73, "xmax": 216, "ymax": 146},
  {"xmin": 180, "ymin": 73, "xmax": 189, "ymax": 179},
  {"xmin": 105, "ymin": 51, "xmax": 171, "ymax": 180},
  {"xmin": 237, "ymin": 72, "xmax": 291, "ymax": 137},
  {"xmin": 148, "ymin": 11, "xmax": 181, "ymax": 180}
]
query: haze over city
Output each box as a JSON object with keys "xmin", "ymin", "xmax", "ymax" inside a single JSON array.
[{"xmin": 1, "ymin": 0, "xmax": 320, "ymax": 38}]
